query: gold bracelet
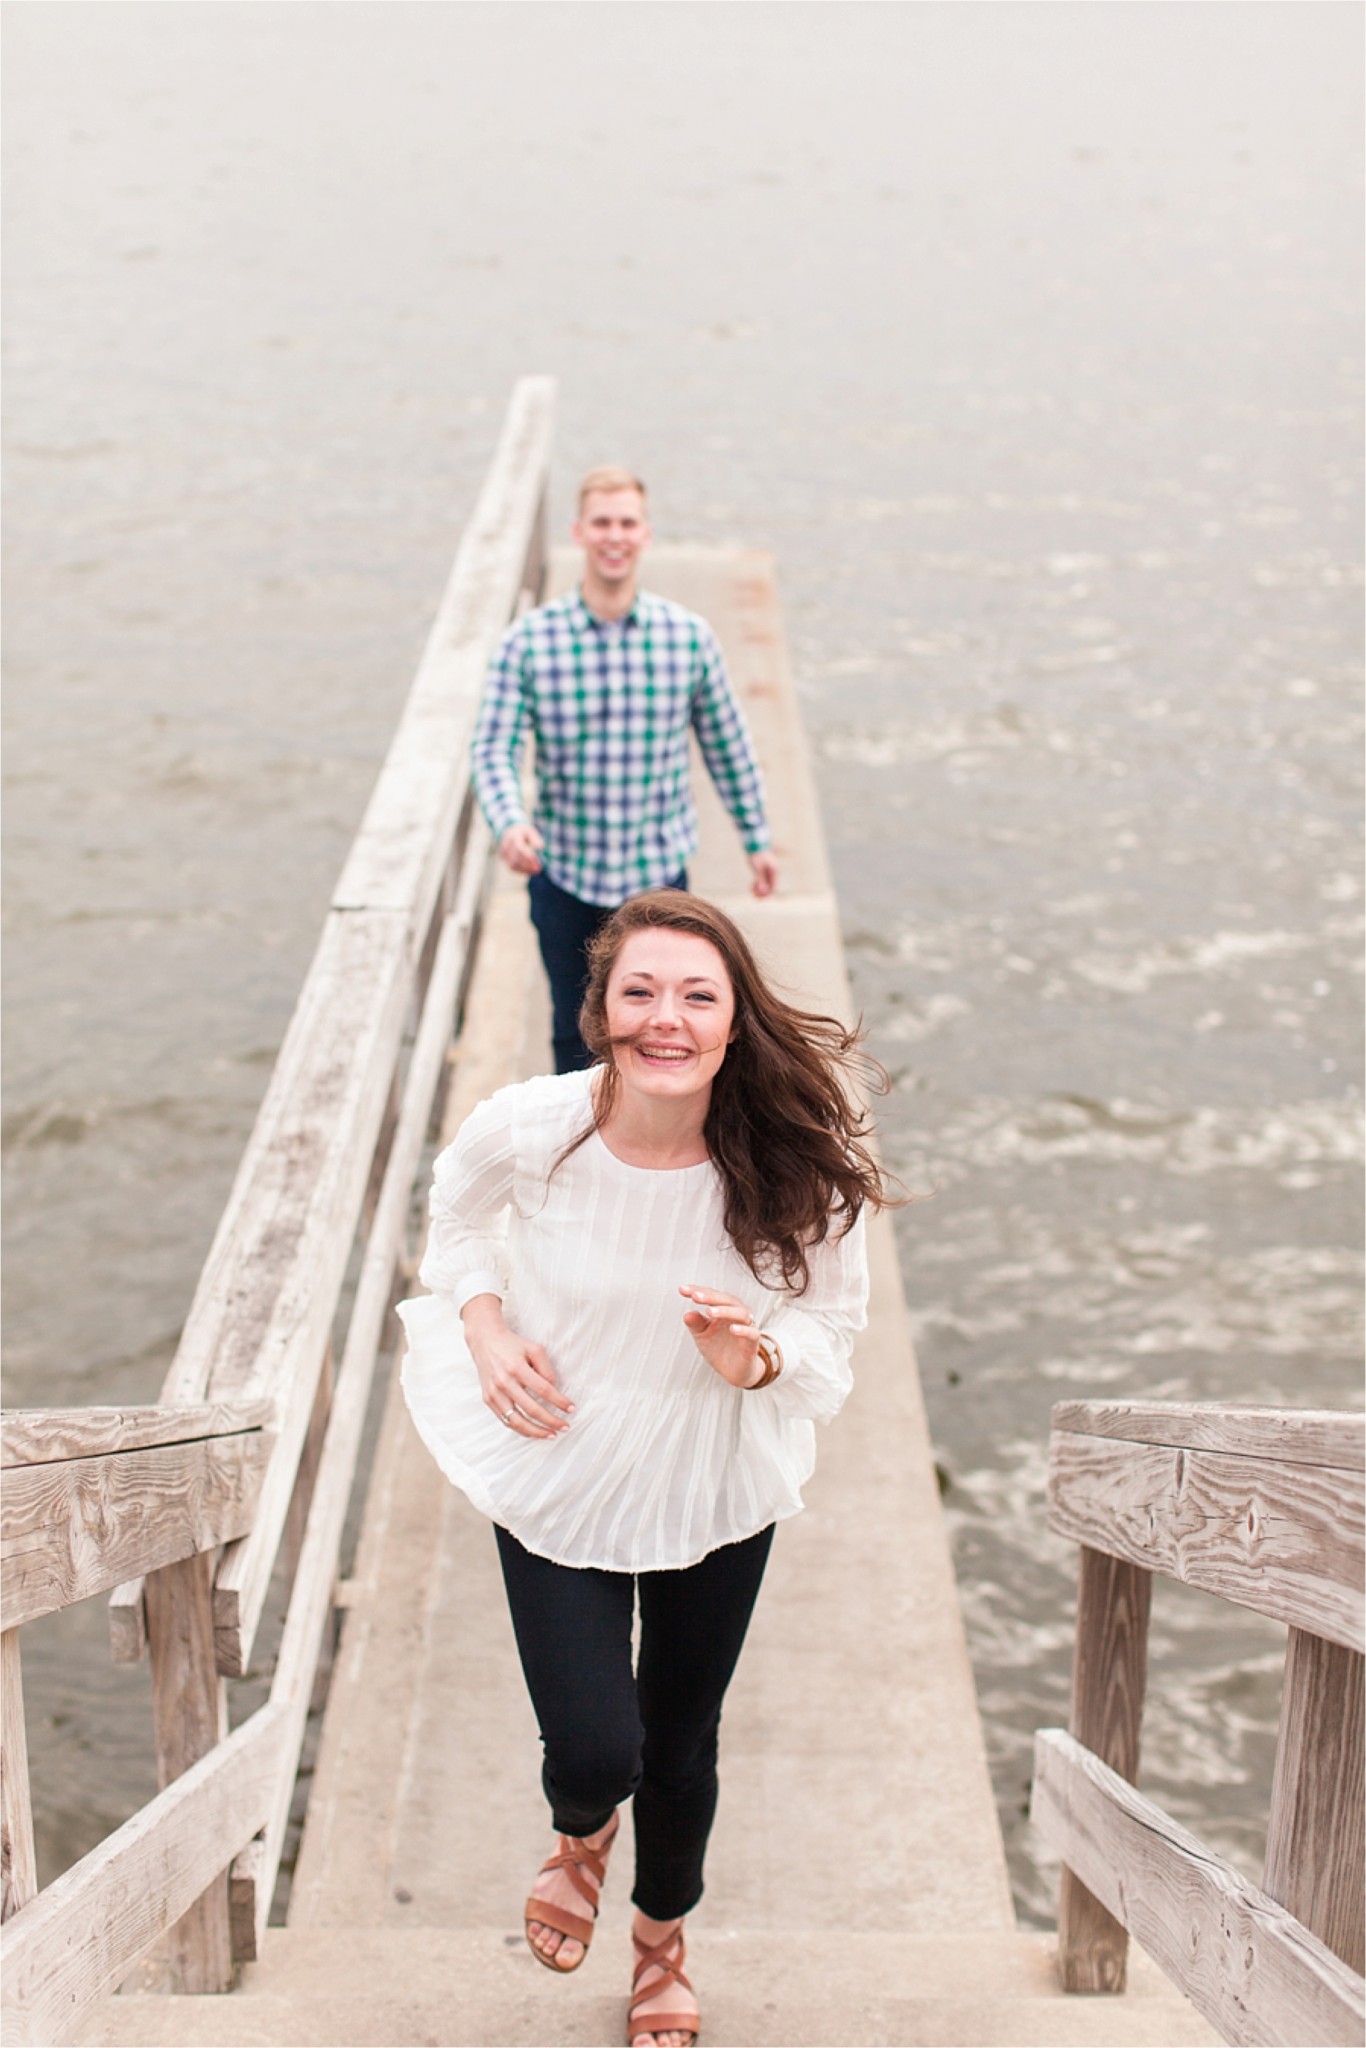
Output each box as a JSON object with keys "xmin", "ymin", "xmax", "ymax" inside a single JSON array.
[{"xmin": 745, "ymin": 1334, "xmax": 783, "ymax": 1391}]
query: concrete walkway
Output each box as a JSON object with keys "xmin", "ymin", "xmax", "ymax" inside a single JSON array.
[{"xmin": 82, "ymin": 549, "xmax": 1215, "ymax": 2046}]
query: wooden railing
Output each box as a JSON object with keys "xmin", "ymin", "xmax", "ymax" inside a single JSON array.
[
  {"xmin": 1033, "ymin": 1398, "xmax": 1365, "ymax": 2048},
  {"xmin": 0, "ymin": 376, "xmax": 555, "ymax": 2047}
]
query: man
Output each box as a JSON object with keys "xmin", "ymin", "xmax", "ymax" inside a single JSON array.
[{"xmin": 472, "ymin": 466, "xmax": 779, "ymax": 1073}]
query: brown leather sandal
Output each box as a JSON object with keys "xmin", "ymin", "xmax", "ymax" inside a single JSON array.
[
  {"xmin": 627, "ymin": 1924, "xmax": 699, "ymax": 2046},
  {"xmin": 523, "ymin": 1815, "xmax": 619, "ymax": 1973}
]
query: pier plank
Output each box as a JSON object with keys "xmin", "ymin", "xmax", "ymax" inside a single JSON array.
[
  {"xmin": 0, "ymin": 1702, "xmax": 286, "ymax": 2048},
  {"xmin": 1051, "ymin": 1402, "xmax": 1365, "ymax": 1474},
  {"xmin": 1034, "ymin": 1729, "xmax": 1366, "ymax": 2047},
  {"xmin": 2, "ymin": 1428, "xmax": 272, "ymax": 1631},
  {"xmin": 1264, "ymin": 1629, "xmax": 1365, "ymax": 1974},
  {"xmin": 1047, "ymin": 1428, "xmax": 1365, "ymax": 1653}
]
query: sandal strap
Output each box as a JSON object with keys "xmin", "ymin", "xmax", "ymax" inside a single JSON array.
[
  {"xmin": 523, "ymin": 1895, "xmax": 595, "ymax": 1946},
  {"xmin": 525, "ymin": 1817, "xmax": 619, "ymax": 1962},
  {"xmin": 541, "ymin": 1840, "xmax": 607, "ymax": 1908},
  {"xmin": 629, "ymin": 1928, "xmax": 698, "ymax": 2045},
  {"xmin": 540, "ymin": 1815, "xmax": 619, "ymax": 1908},
  {"xmin": 630, "ymin": 1928, "xmax": 694, "ymax": 1998}
]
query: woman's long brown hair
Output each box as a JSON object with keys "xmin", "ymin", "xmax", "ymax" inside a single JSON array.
[{"xmin": 563, "ymin": 890, "xmax": 898, "ymax": 1295}]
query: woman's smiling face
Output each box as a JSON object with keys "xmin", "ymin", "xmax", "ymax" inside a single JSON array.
[{"xmin": 604, "ymin": 928, "xmax": 736, "ymax": 1107}]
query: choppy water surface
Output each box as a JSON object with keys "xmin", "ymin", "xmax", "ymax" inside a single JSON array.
[{"xmin": 4, "ymin": 3, "xmax": 1361, "ymax": 1921}]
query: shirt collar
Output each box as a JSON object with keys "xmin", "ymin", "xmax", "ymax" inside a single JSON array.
[{"xmin": 573, "ymin": 585, "xmax": 645, "ymax": 631}]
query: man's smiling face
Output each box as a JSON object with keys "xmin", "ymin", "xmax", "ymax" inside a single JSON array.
[{"xmin": 573, "ymin": 487, "xmax": 651, "ymax": 592}]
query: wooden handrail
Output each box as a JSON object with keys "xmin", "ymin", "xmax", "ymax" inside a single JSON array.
[
  {"xmin": 0, "ymin": 379, "xmax": 555, "ymax": 2043},
  {"xmin": 1, "ymin": 1701, "xmax": 287, "ymax": 2048},
  {"xmin": 1047, "ymin": 1406, "xmax": 1364, "ymax": 1653},
  {"xmin": 1033, "ymin": 1397, "xmax": 1365, "ymax": 2046},
  {"xmin": 1, "ymin": 1401, "xmax": 274, "ymax": 1630},
  {"xmin": 229, "ymin": 812, "xmax": 495, "ymax": 1957},
  {"xmin": 1047, "ymin": 1400, "xmax": 1365, "ymax": 1471},
  {"xmin": 1, "ymin": 1401, "xmax": 276, "ymax": 1469},
  {"xmin": 1033, "ymin": 1731, "xmax": 1365, "ymax": 2047}
]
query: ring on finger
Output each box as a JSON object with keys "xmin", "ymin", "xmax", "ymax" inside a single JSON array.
[{"xmin": 501, "ymin": 1405, "xmax": 518, "ymax": 1427}]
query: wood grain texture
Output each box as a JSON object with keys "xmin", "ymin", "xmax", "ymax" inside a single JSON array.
[
  {"xmin": 1264, "ymin": 1630, "xmax": 1365, "ymax": 1974},
  {"xmin": 0, "ymin": 1700, "xmax": 285, "ymax": 2048},
  {"xmin": 145, "ymin": 1549, "xmax": 232, "ymax": 1991},
  {"xmin": 228, "ymin": 1831, "xmax": 265, "ymax": 1963},
  {"xmin": 205, "ymin": 908, "xmax": 418, "ymax": 1675},
  {"xmin": 283, "ymin": 1350, "xmax": 333, "ymax": 1589},
  {"xmin": 1, "ymin": 1400, "xmax": 273, "ymax": 1469},
  {"xmin": 1034, "ymin": 1729, "xmax": 1366, "ymax": 2047},
  {"xmin": 229, "ymin": 890, "xmax": 480, "ymax": 1956},
  {"xmin": 107, "ymin": 1577, "xmax": 146, "ymax": 1664},
  {"xmin": 1057, "ymin": 1546, "xmax": 1152, "ymax": 1992},
  {"xmin": 2, "ymin": 1428, "xmax": 271, "ymax": 1630},
  {"xmin": 1, "ymin": 1632, "xmax": 37, "ymax": 1923},
  {"xmin": 1050, "ymin": 1401, "xmax": 1365, "ymax": 1473},
  {"xmin": 1047, "ymin": 1429, "xmax": 1365, "ymax": 1652}
]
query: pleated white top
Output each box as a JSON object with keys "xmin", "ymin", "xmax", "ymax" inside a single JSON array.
[{"xmin": 398, "ymin": 1068, "xmax": 868, "ymax": 1572}]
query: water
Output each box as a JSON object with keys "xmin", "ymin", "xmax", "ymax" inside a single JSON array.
[{"xmin": 4, "ymin": 2, "xmax": 1361, "ymax": 1922}]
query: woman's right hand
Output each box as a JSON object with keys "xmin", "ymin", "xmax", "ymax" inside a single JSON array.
[{"xmin": 460, "ymin": 1293, "xmax": 573, "ymax": 1439}]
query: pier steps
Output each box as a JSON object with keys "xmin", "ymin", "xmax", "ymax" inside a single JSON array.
[
  {"xmin": 83, "ymin": 1927, "xmax": 1217, "ymax": 2046},
  {"xmin": 72, "ymin": 544, "xmax": 1216, "ymax": 2048}
]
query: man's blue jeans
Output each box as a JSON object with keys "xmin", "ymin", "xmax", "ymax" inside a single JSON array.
[{"xmin": 527, "ymin": 870, "xmax": 687, "ymax": 1075}]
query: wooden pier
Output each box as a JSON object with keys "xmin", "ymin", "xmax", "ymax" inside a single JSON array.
[{"xmin": 2, "ymin": 382, "xmax": 1360, "ymax": 2048}]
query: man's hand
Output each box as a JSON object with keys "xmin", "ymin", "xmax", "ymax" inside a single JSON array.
[
  {"xmin": 499, "ymin": 822, "xmax": 545, "ymax": 877},
  {"xmin": 749, "ymin": 850, "xmax": 779, "ymax": 899}
]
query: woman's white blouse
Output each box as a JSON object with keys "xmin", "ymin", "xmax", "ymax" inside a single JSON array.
[{"xmin": 398, "ymin": 1069, "xmax": 868, "ymax": 1572}]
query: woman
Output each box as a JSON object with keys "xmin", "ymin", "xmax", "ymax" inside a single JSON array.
[{"xmin": 399, "ymin": 889, "xmax": 893, "ymax": 2047}]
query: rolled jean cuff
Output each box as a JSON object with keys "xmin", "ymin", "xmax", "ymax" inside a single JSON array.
[
  {"xmin": 548, "ymin": 1799, "xmax": 620, "ymax": 1840},
  {"xmin": 631, "ymin": 1874, "xmax": 705, "ymax": 1922}
]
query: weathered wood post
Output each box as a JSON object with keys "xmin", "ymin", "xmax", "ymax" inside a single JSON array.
[
  {"xmin": 144, "ymin": 1551, "xmax": 234, "ymax": 1990},
  {"xmin": 1, "ymin": 1631, "xmax": 38, "ymax": 1923},
  {"xmin": 1264, "ymin": 1627, "xmax": 1365, "ymax": 1975},
  {"xmin": 1056, "ymin": 1544, "xmax": 1152, "ymax": 1992}
]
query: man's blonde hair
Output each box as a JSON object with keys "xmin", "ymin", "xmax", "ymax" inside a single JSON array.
[{"xmin": 577, "ymin": 465, "xmax": 647, "ymax": 512}]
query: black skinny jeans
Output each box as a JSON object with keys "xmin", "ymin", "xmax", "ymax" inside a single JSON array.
[{"xmin": 494, "ymin": 1522, "xmax": 774, "ymax": 1922}]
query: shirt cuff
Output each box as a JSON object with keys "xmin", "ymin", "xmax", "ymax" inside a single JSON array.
[
  {"xmin": 448, "ymin": 1270, "xmax": 504, "ymax": 1316},
  {"xmin": 480, "ymin": 796, "xmax": 525, "ymax": 840},
  {"xmin": 759, "ymin": 1318, "xmax": 853, "ymax": 1424}
]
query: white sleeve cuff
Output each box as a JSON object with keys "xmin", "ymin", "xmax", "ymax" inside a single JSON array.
[{"xmin": 448, "ymin": 1270, "xmax": 504, "ymax": 1316}]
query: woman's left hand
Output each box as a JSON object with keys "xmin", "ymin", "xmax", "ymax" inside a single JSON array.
[{"xmin": 679, "ymin": 1284, "xmax": 765, "ymax": 1388}]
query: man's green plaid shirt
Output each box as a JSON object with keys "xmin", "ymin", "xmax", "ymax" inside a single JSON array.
[{"xmin": 471, "ymin": 588, "xmax": 771, "ymax": 908}]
